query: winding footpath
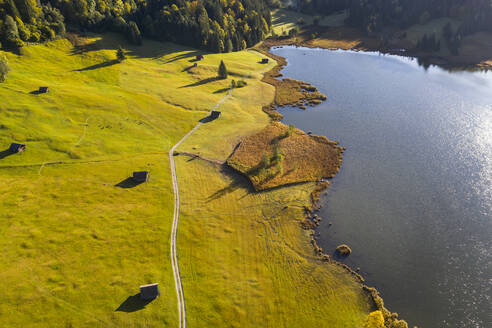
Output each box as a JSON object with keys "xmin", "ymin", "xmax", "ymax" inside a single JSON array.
[{"xmin": 169, "ymin": 87, "xmax": 232, "ymax": 328}]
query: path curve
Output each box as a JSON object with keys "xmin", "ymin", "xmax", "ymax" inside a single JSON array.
[{"xmin": 169, "ymin": 87, "xmax": 232, "ymax": 328}]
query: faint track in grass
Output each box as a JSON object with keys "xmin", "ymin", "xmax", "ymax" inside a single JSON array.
[{"xmin": 169, "ymin": 86, "xmax": 232, "ymax": 328}]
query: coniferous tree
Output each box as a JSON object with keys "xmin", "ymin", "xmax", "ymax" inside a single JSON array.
[
  {"xmin": 218, "ymin": 60, "xmax": 227, "ymax": 79},
  {"xmin": 0, "ymin": 0, "xmax": 273, "ymax": 52},
  {"xmin": 0, "ymin": 54, "xmax": 10, "ymax": 82},
  {"xmin": 127, "ymin": 21, "xmax": 142, "ymax": 45},
  {"xmin": 2, "ymin": 15, "xmax": 23, "ymax": 48}
]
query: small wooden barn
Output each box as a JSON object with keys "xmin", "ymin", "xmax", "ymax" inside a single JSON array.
[
  {"xmin": 132, "ymin": 171, "xmax": 149, "ymax": 183},
  {"xmin": 210, "ymin": 111, "xmax": 221, "ymax": 119},
  {"xmin": 38, "ymin": 87, "xmax": 49, "ymax": 93},
  {"xmin": 261, "ymin": 58, "xmax": 269, "ymax": 64},
  {"xmin": 9, "ymin": 143, "xmax": 26, "ymax": 153},
  {"xmin": 196, "ymin": 54, "xmax": 204, "ymax": 61},
  {"xmin": 140, "ymin": 283, "xmax": 159, "ymax": 300}
]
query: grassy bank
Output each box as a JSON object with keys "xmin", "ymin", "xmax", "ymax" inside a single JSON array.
[{"xmin": 0, "ymin": 33, "xmax": 380, "ymax": 327}]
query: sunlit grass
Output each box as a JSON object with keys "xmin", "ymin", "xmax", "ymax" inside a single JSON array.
[{"xmin": 0, "ymin": 33, "xmax": 373, "ymax": 327}]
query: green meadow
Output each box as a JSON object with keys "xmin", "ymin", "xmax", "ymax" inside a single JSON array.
[{"xmin": 0, "ymin": 34, "xmax": 375, "ymax": 327}]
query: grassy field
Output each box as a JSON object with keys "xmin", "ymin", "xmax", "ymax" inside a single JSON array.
[{"xmin": 0, "ymin": 33, "xmax": 375, "ymax": 327}]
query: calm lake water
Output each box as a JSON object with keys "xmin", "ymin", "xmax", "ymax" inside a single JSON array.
[{"xmin": 271, "ymin": 47, "xmax": 492, "ymax": 328}]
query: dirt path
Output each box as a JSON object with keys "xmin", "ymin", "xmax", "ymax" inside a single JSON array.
[{"xmin": 169, "ymin": 87, "xmax": 232, "ymax": 328}]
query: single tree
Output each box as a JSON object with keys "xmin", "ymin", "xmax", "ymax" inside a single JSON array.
[
  {"xmin": 2, "ymin": 15, "xmax": 23, "ymax": 48},
  {"xmin": 0, "ymin": 54, "xmax": 10, "ymax": 82},
  {"xmin": 116, "ymin": 46, "xmax": 126, "ymax": 61},
  {"xmin": 218, "ymin": 60, "xmax": 227, "ymax": 79},
  {"xmin": 127, "ymin": 21, "xmax": 142, "ymax": 45}
]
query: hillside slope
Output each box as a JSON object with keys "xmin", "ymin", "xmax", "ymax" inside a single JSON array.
[{"xmin": 0, "ymin": 34, "xmax": 374, "ymax": 327}]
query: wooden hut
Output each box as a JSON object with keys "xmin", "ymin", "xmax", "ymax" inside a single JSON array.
[
  {"xmin": 132, "ymin": 171, "xmax": 149, "ymax": 183},
  {"xmin": 261, "ymin": 58, "xmax": 269, "ymax": 64},
  {"xmin": 38, "ymin": 87, "xmax": 49, "ymax": 93},
  {"xmin": 140, "ymin": 283, "xmax": 159, "ymax": 300},
  {"xmin": 196, "ymin": 54, "xmax": 204, "ymax": 61},
  {"xmin": 210, "ymin": 111, "xmax": 221, "ymax": 120},
  {"xmin": 9, "ymin": 143, "xmax": 26, "ymax": 153}
]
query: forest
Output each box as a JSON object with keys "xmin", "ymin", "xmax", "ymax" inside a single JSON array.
[
  {"xmin": 294, "ymin": 0, "xmax": 492, "ymax": 54},
  {"xmin": 298, "ymin": 0, "xmax": 492, "ymax": 35},
  {"xmin": 0, "ymin": 0, "xmax": 271, "ymax": 52}
]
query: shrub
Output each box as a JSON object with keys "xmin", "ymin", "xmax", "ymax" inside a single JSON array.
[
  {"xmin": 336, "ymin": 244, "xmax": 352, "ymax": 256},
  {"xmin": 363, "ymin": 311, "xmax": 385, "ymax": 328},
  {"xmin": 40, "ymin": 26, "xmax": 55, "ymax": 40},
  {"xmin": 287, "ymin": 124, "xmax": 295, "ymax": 137},
  {"xmin": 116, "ymin": 46, "xmax": 126, "ymax": 61},
  {"xmin": 29, "ymin": 31, "xmax": 41, "ymax": 42},
  {"xmin": 218, "ymin": 60, "xmax": 227, "ymax": 79},
  {"xmin": 0, "ymin": 54, "xmax": 10, "ymax": 82},
  {"xmin": 236, "ymin": 79, "xmax": 247, "ymax": 88},
  {"xmin": 288, "ymin": 27, "xmax": 298, "ymax": 37}
]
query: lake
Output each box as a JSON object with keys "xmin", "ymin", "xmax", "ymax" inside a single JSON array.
[{"xmin": 271, "ymin": 46, "xmax": 492, "ymax": 328}]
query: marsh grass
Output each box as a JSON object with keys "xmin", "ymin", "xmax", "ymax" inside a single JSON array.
[{"xmin": 227, "ymin": 122, "xmax": 343, "ymax": 190}]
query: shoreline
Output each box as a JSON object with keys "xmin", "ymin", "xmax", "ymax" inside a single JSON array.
[
  {"xmin": 252, "ymin": 41, "xmax": 410, "ymax": 327},
  {"xmin": 260, "ymin": 25, "xmax": 492, "ymax": 71}
]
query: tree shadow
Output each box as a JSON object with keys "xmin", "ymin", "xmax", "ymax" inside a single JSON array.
[
  {"xmin": 115, "ymin": 294, "xmax": 153, "ymax": 312},
  {"xmin": 208, "ymin": 165, "xmax": 254, "ymax": 201},
  {"xmin": 115, "ymin": 177, "xmax": 144, "ymax": 188},
  {"xmin": 74, "ymin": 59, "xmax": 119, "ymax": 72},
  {"xmin": 182, "ymin": 63, "xmax": 197, "ymax": 72},
  {"xmin": 68, "ymin": 32, "xmax": 205, "ymax": 60},
  {"xmin": 180, "ymin": 77, "xmax": 219, "ymax": 88},
  {"xmin": 0, "ymin": 149, "xmax": 14, "ymax": 160},
  {"xmin": 213, "ymin": 87, "xmax": 230, "ymax": 94},
  {"xmin": 164, "ymin": 51, "xmax": 201, "ymax": 63}
]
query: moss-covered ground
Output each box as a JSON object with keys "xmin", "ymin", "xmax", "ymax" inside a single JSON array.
[{"xmin": 0, "ymin": 33, "xmax": 375, "ymax": 327}]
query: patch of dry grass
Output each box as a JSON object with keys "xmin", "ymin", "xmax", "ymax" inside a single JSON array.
[{"xmin": 227, "ymin": 122, "xmax": 343, "ymax": 190}]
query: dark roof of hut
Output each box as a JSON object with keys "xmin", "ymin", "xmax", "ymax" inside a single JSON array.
[
  {"xmin": 140, "ymin": 283, "xmax": 159, "ymax": 300},
  {"xmin": 39, "ymin": 87, "xmax": 49, "ymax": 93},
  {"xmin": 9, "ymin": 143, "xmax": 26, "ymax": 153},
  {"xmin": 132, "ymin": 171, "xmax": 149, "ymax": 182},
  {"xmin": 210, "ymin": 111, "xmax": 221, "ymax": 118}
]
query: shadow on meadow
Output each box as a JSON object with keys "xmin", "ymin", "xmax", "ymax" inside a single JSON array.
[
  {"xmin": 68, "ymin": 32, "xmax": 205, "ymax": 61},
  {"xmin": 73, "ymin": 59, "xmax": 119, "ymax": 71},
  {"xmin": 115, "ymin": 294, "xmax": 154, "ymax": 312},
  {"xmin": 180, "ymin": 76, "xmax": 219, "ymax": 88},
  {"xmin": 208, "ymin": 165, "xmax": 254, "ymax": 201},
  {"xmin": 114, "ymin": 177, "xmax": 144, "ymax": 188},
  {"xmin": 0, "ymin": 149, "xmax": 14, "ymax": 160}
]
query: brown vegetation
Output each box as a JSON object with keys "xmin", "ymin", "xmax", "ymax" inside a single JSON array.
[
  {"xmin": 227, "ymin": 122, "xmax": 343, "ymax": 190},
  {"xmin": 363, "ymin": 286, "xmax": 409, "ymax": 328},
  {"xmin": 254, "ymin": 47, "xmax": 327, "ymax": 120},
  {"xmin": 336, "ymin": 244, "xmax": 352, "ymax": 256}
]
